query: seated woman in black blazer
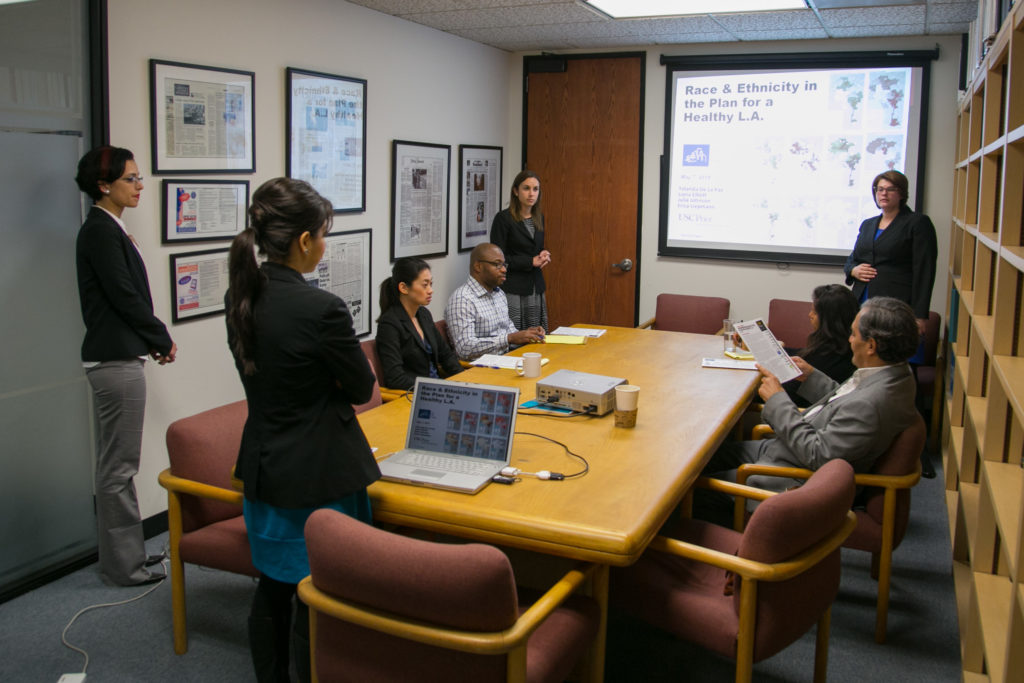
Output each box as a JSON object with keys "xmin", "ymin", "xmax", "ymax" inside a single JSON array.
[
  {"xmin": 376, "ymin": 257, "xmax": 463, "ymax": 390},
  {"xmin": 783, "ymin": 283, "xmax": 859, "ymax": 406},
  {"xmin": 225, "ymin": 178, "xmax": 379, "ymax": 682}
]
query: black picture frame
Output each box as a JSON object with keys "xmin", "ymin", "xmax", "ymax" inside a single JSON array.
[
  {"xmin": 161, "ymin": 179, "xmax": 249, "ymax": 244},
  {"xmin": 457, "ymin": 145, "xmax": 502, "ymax": 252},
  {"xmin": 169, "ymin": 247, "xmax": 230, "ymax": 323},
  {"xmin": 302, "ymin": 228, "xmax": 373, "ymax": 336},
  {"xmin": 149, "ymin": 59, "xmax": 255, "ymax": 174},
  {"xmin": 390, "ymin": 139, "xmax": 451, "ymax": 261},
  {"xmin": 285, "ymin": 67, "xmax": 367, "ymax": 213}
]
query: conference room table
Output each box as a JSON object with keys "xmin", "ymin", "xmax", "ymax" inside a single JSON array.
[{"xmin": 357, "ymin": 324, "xmax": 759, "ymax": 680}]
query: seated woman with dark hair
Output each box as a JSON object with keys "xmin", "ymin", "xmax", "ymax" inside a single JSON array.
[
  {"xmin": 784, "ymin": 283, "xmax": 860, "ymax": 406},
  {"xmin": 376, "ymin": 257, "xmax": 463, "ymax": 390}
]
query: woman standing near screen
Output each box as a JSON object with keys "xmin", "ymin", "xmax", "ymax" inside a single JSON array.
[
  {"xmin": 226, "ymin": 177, "xmax": 379, "ymax": 682},
  {"xmin": 844, "ymin": 170, "xmax": 937, "ymax": 335},
  {"xmin": 489, "ymin": 170, "xmax": 552, "ymax": 331}
]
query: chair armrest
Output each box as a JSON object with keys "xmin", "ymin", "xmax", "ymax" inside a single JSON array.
[
  {"xmin": 380, "ymin": 388, "xmax": 407, "ymax": 403},
  {"xmin": 751, "ymin": 424, "xmax": 775, "ymax": 440},
  {"xmin": 297, "ymin": 562, "xmax": 597, "ymax": 655},
  {"xmin": 637, "ymin": 317, "xmax": 655, "ymax": 329},
  {"xmin": 649, "ymin": 511, "xmax": 856, "ymax": 583},
  {"xmin": 158, "ymin": 468, "xmax": 244, "ymax": 506},
  {"xmin": 693, "ymin": 476, "xmax": 777, "ymax": 504},
  {"xmin": 737, "ymin": 462, "xmax": 922, "ymax": 490}
]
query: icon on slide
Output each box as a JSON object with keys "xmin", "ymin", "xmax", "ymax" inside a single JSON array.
[{"xmin": 683, "ymin": 144, "xmax": 709, "ymax": 166}]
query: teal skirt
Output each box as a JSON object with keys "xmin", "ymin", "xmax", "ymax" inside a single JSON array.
[{"xmin": 243, "ymin": 490, "xmax": 373, "ymax": 584}]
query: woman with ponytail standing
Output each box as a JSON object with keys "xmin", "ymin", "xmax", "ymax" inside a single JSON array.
[
  {"xmin": 225, "ymin": 178, "xmax": 379, "ymax": 682},
  {"xmin": 375, "ymin": 257, "xmax": 463, "ymax": 390}
]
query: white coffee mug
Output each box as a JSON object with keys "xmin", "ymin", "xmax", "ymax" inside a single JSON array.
[{"xmin": 516, "ymin": 352, "xmax": 543, "ymax": 378}]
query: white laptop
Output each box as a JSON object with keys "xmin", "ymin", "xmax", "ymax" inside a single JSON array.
[{"xmin": 378, "ymin": 376, "xmax": 519, "ymax": 494}]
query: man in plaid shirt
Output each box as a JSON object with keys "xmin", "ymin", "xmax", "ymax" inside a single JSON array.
[{"xmin": 445, "ymin": 243, "xmax": 546, "ymax": 361}]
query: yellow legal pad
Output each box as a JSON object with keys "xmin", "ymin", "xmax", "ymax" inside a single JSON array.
[{"xmin": 542, "ymin": 334, "xmax": 587, "ymax": 345}]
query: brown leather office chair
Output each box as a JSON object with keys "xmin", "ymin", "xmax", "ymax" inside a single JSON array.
[
  {"xmin": 767, "ymin": 298, "xmax": 814, "ymax": 350},
  {"xmin": 612, "ymin": 460, "xmax": 856, "ymax": 683},
  {"xmin": 158, "ymin": 400, "xmax": 258, "ymax": 655},
  {"xmin": 740, "ymin": 412, "xmax": 926, "ymax": 643},
  {"xmin": 358, "ymin": 338, "xmax": 401, "ymax": 404},
  {"xmin": 638, "ymin": 293, "xmax": 730, "ymax": 334},
  {"xmin": 298, "ymin": 509, "xmax": 601, "ymax": 683}
]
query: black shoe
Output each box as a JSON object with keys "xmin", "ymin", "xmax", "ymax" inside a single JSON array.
[
  {"xmin": 921, "ymin": 452, "xmax": 936, "ymax": 479},
  {"xmin": 145, "ymin": 552, "xmax": 167, "ymax": 567}
]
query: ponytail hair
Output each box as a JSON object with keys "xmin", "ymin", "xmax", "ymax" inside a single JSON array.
[
  {"xmin": 378, "ymin": 257, "xmax": 430, "ymax": 321},
  {"xmin": 227, "ymin": 177, "xmax": 332, "ymax": 374}
]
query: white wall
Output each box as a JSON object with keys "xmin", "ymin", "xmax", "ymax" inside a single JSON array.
[
  {"xmin": 505, "ymin": 35, "xmax": 962, "ymax": 323},
  {"xmin": 106, "ymin": 0, "xmax": 513, "ymax": 517}
]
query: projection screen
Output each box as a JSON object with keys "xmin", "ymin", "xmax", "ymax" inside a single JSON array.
[{"xmin": 659, "ymin": 50, "xmax": 938, "ymax": 265}]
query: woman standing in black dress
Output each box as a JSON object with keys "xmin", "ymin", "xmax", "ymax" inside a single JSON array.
[{"xmin": 489, "ymin": 170, "xmax": 552, "ymax": 331}]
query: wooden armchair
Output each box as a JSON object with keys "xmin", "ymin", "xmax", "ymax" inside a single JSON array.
[
  {"xmin": 766, "ymin": 298, "xmax": 814, "ymax": 350},
  {"xmin": 612, "ymin": 460, "xmax": 857, "ymax": 683},
  {"xmin": 638, "ymin": 293, "xmax": 730, "ymax": 334},
  {"xmin": 359, "ymin": 338, "xmax": 405, "ymax": 402},
  {"xmin": 158, "ymin": 400, "xmax": 258, "ymax": 654},
  {"xmin": 739, "ymin": 412, "xmax": 926, "ymax": 642},
  {"xmin": 298, "ymin": 509, "xmax": 601, "ymax": 683}
]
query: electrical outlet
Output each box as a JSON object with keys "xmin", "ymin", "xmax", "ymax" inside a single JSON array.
[{"xmin": 58, "ymin": 674, "xmax": 86, "ymax": 683}]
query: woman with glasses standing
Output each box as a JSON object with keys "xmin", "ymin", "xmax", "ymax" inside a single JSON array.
[
  {"xmin": 75, "ymin": 146, "xmax": 176, "ymax": 586},
  {"xmin": 844, "ymin": 169, "xmax": 937, "ymax": 335},
  {"xmin": 489, "ymin": 170, "xmax": 552, "ymax": 331}
]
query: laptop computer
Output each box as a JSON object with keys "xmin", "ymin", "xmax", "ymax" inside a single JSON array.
[{"xmin": 378, "ymin": 376, "xmax": 520, "ymax": 494}]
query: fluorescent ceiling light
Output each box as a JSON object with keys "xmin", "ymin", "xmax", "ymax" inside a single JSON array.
[
  {"xmin": 0, "ymin": 0, "xmax": 37, "ymax": 5},
  {"xmin": 584, "ymin": 0, "xmax": 807, "ymax": 19}
]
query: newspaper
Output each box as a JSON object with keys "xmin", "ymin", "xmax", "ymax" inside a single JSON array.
[{"xmin": 732, "ymin": 318, "xmax": 801, "ymax": 383}]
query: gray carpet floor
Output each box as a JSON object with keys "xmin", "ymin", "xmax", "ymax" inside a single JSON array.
[{"xmin": 0, "ymin": 449, "xmax": 959, "ymax": 682}]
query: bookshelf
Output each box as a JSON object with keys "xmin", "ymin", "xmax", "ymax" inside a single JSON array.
[{"xmin": 946, "ymin": 4, "xmax": 1024, "ymax": 681}]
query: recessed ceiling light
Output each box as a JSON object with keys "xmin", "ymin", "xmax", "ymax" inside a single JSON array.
[{"xmin": 583, "ymin": 0, "xmax": 807, "ymax": 19}]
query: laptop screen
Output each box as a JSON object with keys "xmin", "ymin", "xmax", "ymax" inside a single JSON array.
[{"xmin": 408, "ymin": 378, "xmax": 518, "ymax": 461}]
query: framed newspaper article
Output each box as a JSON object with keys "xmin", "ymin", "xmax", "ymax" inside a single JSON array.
[
  {"xmin": 150, "ymin": 59, "xmax": 255, "ymax": 174},
  {"xmin": 286, "ymin": 67, "xmax": 367, "ymax": 213},
  {"xmin": 169, "ymin": 248, "xmax": 230, "ymax": 323},
  {"xmin": 161, "ymin": 179, "xmax": 249, "ymax": 244},
  {"xmin": 390, "ymin": 140, "xmax": 450, "ymax": 260},
  {"xmin": 457, "ymin": 145, "xmax": 502, "ymax": 252},
  {"xmin": 303, "ymin": 228, "xmax": 373, "ymax": 336}
]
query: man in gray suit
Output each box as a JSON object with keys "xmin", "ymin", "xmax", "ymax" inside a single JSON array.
[{"xmin": 704, "ymin": 296, "xmax": 921, "ymax": 496}]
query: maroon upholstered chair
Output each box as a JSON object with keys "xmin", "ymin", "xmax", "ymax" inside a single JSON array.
[
  {"xmin": 638, "ymin": 293, "xmax": 731, "ymax": 334},
  {"xmin": 767, "ymin": 298, "xmax": 814, "ymax": 350},
  {"xmin": 357, "ymin": 338, "xmax": 395, "ymax": 404},
  {"xmin": 612, "ymin": 460, "xmax": 857, "ymax": 683},
  {"xmin": 298, "ymin": 509, "xmax": 601, "ymax": 683},
  {"xmin": 741, "ymin": 412, "xmax": 926, "ymax": 643},
  {"xmin": 158, "ymin": 400, "xmax": 257, "ymax": 654}
]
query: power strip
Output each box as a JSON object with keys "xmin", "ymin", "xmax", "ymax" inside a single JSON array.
[{"xmin": 58, "ymin": 674, "xmax": 86, "ymax": 683}]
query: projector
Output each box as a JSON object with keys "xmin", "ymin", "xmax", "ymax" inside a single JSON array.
[{"xmin": 535, "ymin": 369, "xmax": 627, "ymax": 416}]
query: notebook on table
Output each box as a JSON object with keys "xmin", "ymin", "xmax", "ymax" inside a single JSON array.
[{"xmin": 377, "ymin": 376, "xmax": 519, "ymax": 494}]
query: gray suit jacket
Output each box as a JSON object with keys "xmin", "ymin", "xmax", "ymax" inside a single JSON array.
[{"xmin": 753, "ymin": 363, "xmax": 918, "ymax": 482}]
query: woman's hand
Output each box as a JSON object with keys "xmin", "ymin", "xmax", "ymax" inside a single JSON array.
[
  {"xmin": 533, "ymin": 250, "xmax": 552, "ymax": 269},
  {"xmin": 851, "ymin": 263, "xmax": 877, "ymax": 282},
  {"xmin": 152, "ymin": 342, "xmax": 177, "ymax": 365},
  {"xmin": 917, "ymin": 318, "xmax": 927, "ymax": 335}
]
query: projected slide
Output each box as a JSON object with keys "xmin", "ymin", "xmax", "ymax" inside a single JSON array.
[{"xmin": 661, "ymin": 57, "xmax": 928, "ymax": 265}]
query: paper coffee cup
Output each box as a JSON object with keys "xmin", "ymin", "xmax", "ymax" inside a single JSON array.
[{"xmin": 614, "ymin": 384, "xmax": 640, "ymax": 427}]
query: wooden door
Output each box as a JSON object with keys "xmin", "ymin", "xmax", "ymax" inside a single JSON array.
[{"xmin": 525, "ymin": 54, "xmax": 643, "ymax": 329}]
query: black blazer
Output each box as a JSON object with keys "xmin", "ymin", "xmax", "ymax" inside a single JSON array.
[
  {"xmin": 226, "ymin": 262, "xmax": 380, "ymax": 509},
  {"xmin": 490, "ymin": 209, "xmax": 546, "ymax": 296},
  {"xmin": 843, "ymin": 206, "xmax": 937, "ymax": 319},
  {"xmin": 76, "ymin": 206, "xmax": 173, "ymax": 362},
  {"xmin": 375, "ymin": 305, "xmax": 463, "ymax": 391}
]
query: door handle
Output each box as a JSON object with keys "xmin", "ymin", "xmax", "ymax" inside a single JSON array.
[{"xmin": 611, "ymin": 258, "xmax": 633, "ymax": 272}]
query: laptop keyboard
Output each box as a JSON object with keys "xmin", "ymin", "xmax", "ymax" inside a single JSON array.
[{"xmin": 397, "ymin": 451, "xmax": 497, "ymax": 476}]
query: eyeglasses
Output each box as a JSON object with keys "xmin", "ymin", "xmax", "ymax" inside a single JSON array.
[
  {"xmin": 874, "ymin": 185, "xmax": 899, "ymax": 195},
  {"xmin": 483, "ymin": 260, "xmax": 508, "ymax": 269},
  {"xmin": 119, "ymin": 175, "xmax": 144, "ymax": 185}
]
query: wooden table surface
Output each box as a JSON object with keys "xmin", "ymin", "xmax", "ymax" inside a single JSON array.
[{"xmin": 358, "ymin": 325, "xmax": 758, "ymax": 566}]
